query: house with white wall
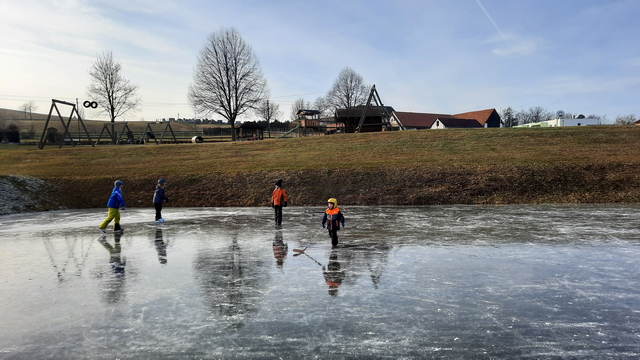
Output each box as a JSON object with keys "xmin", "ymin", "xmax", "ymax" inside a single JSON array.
[{"xmin": 515, "ymin": 117, "xmax": 600, "ymax": 128}]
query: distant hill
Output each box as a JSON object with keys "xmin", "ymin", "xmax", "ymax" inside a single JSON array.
[{"xmin": 0, "ymin": 107, "xmax": 57, "ymax": 121}]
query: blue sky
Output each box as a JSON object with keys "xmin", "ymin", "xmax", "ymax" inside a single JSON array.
[{"xmin": 1, "ymin": 0, "xmax": 638, "ymax": 123}]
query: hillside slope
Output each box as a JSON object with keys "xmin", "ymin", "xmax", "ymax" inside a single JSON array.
[{"xmin": 2, "ymin": 125, "xmax": 640, "ymax": 214}]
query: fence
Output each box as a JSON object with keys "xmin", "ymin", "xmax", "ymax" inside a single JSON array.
[{"xmin": 13, "ymin": 126, "xmax": 303, "ymax": 145}]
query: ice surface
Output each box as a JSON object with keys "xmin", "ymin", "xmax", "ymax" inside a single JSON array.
[{"xmin": 0, "ymin": 205, "xmax": 639, "ymax": 359}]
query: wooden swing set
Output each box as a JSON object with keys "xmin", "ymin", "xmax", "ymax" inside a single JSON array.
[
  {"xmin": 93, "ymin": 121, "xmax": 178, "ymax": 145},
  {"xmin": 38, "ymin": 99, "xmax": 94, "ymax": 149},
  {"xmin": 37, "ymin": 99, "xmax": 179, "ymax": 148}
]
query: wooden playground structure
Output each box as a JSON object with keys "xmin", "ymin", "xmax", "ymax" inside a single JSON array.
[
  {"xmin": 37, "ymin": 99, "xmax": 94, "ymax": 149},
  {"xmin": 94, "ymin": 121, "xmax": 178, "ymax": 145}
]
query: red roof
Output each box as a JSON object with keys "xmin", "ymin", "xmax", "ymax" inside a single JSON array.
[
  {"xmin": 395, "ymin": 112, "xmax": 452, "ymax": 128},
  {"xmin": 395, "ymin": 109, "xmax": 497, "ymax": 128},
  {"xmin": 453, "ymin": 109, "xmax": 496, "ymax": 126}
]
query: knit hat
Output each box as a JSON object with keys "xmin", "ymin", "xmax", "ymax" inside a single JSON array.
[
  {"xmin": 275, "ymin": 179, "xmax": 283, "ymax": 187},
  {"xmin": 114, "ymin": 180, "xmax": 123, "ymax": 187},
  {"xmin": 158, "ymin": 178, "xmax": 166, "ymax": 184}
]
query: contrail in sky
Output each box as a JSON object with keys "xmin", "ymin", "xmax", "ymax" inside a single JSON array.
[{"xmin": 474, "ymin": 0, "xmax": 512, "ymax": 47}]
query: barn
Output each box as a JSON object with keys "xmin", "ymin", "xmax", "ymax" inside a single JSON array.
[{"xmin": 395, "ymin": 108, "xmax": 501, "ymax": 129}]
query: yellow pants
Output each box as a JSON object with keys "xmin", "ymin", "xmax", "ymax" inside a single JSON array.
[{"xmin": 99, "ymin": 208, "xmax": 121, "ymax": 230}]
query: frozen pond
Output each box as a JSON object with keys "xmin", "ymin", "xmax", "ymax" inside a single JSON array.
[{"xmin": 1, "ymin": 205, "xmax": 639, "ymax": 359}]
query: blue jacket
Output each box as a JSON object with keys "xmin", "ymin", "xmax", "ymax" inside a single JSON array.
[
  {"xmin": 107, "ymin": 187, "xmax": 125, "ymax": 208},
  {"xmin": 153, "ymin": 185, "xmax": 168, "ymax": 203}
]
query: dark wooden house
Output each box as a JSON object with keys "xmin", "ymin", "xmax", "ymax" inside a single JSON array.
[
  {"xmin": 235, "ymin": 122, "xmax": 265, "ymax": 140},
  {"xmin": 334, "ymin": 106, "xmax": 396, "ymax": 133}
]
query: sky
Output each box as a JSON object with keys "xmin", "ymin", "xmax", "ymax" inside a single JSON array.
[{"xmin": 1, "ymin": 0, "xmax": 639, "ymax": 123}]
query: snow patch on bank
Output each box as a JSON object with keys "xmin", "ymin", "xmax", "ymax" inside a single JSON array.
[{"xmin": 0, "ymin": 175, "xmax": 61, "ymax": 215}]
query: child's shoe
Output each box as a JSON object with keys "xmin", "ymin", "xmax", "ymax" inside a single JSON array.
[{"xmin": 98, "ymin": 227, "xmax": 106, "ymax": 234}]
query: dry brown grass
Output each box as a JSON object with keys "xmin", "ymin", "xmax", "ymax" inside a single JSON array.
[
  {"xmin": 2, "ymin": 125, "xmax": 640, "ymax": 178},
  {"xmin": 4, "ymin": 125, "xmax": 640, "ymax": 208}
]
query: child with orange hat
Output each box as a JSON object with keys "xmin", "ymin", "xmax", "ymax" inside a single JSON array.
[
  {"xmin": 271, "ymin": 179, "xmax": 288, "ymax": 225},
  {"xmin": 322, "ymin": 198, "xmax": 345, "ymax": 248}
]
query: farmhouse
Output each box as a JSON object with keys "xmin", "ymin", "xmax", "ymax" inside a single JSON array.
[
  {"xmin": 430, "ymin": 118, "xmax": 483, "ymax": 129},
  {"xmin": 395, "ymin": 108, "xmax": 501, "ymax": 129}
]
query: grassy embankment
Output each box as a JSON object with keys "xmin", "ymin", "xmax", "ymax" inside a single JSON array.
[{"xmin": 2, "ymin": 125, "xmax": 640, "ymax": 209}]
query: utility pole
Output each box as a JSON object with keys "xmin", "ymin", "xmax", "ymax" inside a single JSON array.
[{"xmin": 267, "ymin": 100, "xmax": 271, "ymax": 138}]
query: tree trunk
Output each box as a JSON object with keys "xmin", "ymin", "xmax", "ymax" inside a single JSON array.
[
  {"xmin": 231, "ymin": 121, "xmax": 236, "ymax": 141},
  {"xmin": 111, "ymin": 119, "xmax": 116, "ymax": 144}
]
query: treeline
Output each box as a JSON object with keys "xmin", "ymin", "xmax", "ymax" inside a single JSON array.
[{"xmin": 500, "ymin": 106, "xmax": 637, "ymax": 127}]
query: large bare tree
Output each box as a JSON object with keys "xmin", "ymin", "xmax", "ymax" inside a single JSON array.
[
  {"xmin": 253, "ymin": 99, "xmax": 281, "ymax": 137},
  {"xmin": 189, "ymin": 28, "xmax": 268, "ymax": 141},
  {"xmin": 86, "ymin": 50, "xmax": 141, "ymax": 143},
  {"xmin": 324, "ymin": 67, "xmax": 369, "ymax": 111}
]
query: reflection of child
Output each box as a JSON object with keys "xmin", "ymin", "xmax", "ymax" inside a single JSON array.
[
  {"xmin": 323, "ymin": 251, "xmax": 345, "ymax": 297},
  {"xmin": 155, "ymin": 228, "xmax": 167, "ymax": 264},
  {"xmin": 271, "ymin": 179, "xmax": 288, "ymax": 225},
  {"xmin": 272, "ymin": 230, "xmax": 288, "ymax": 268},
  {"xmin": 98, "ymin": 180, "xmax": 125, "ymax": 233},
  {"xmin": 322, "ymin": 198, "xmax": 345, "ymax": 248},
  {"xmin": 98, "ymin": 234, "xmax": 126, "ymax": 274},
  {"xmin": 153, "ymin": 178, "xmax": 169, "ymax": 222}
]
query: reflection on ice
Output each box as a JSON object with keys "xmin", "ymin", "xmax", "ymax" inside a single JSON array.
[
  {"xmin": 97, "ymin": 234, "xmax": 126, "ymax": 304},
  {"xmin": 193, "ymin": 235, "xmax": 269, "ymax": 329},
  {"xmin": 0, "ymin": 204, "xmax": 639, "ymax": 359}
]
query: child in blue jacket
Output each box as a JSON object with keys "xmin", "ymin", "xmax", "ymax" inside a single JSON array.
[
  {"xmin": 98, "ymin": 180, "xmax": 125, "ymax": 233},
  {"xmin": 153, "ymin": 178, "xmax": 169, "ymax": 222}
]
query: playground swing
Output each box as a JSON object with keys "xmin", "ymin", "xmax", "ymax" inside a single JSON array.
[
  {"xmin": 37, "ymin": 99, "xmax": 94, "ymax": 149},
  {"xmin": 142, "ymin": 121, "xmax": 178, "ymax": 144},
  {"xmin": 94, "ymin": 122, "xmax": 134, "ymax": 145}
]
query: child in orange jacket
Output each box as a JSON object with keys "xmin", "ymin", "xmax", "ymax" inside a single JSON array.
[
  {"xmin": 271, "ymin": 179, "xmax": 288, "ymax": 225},
  {"xmin": 322, "ymin": 198, "xmax": 345, "ymax": 247}
]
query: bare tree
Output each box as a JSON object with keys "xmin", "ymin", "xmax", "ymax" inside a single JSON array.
[
  {"xmin": 189, "ymin": 28, "xmax": 268, "ymax": 141},
  {"xmin": 18, "ymin": 101, "xmax": 38, "ymax": 119},
  {"xmin": 528, "ymin": 106, "xmax": 554, "ymax": 123},
  {"xmin": 253, "ymin": 99, "xmax": 281, "ymax": 137},
  {"xmin": 501, "ymin": 107, "xmax": 515, "ymax": 127},
  {"xmin": 515, "ymin": 109, "xmax": 531, "ymax": 124},
  {"xmin": 512, "ymin": 106, "xmax": 553, "ymax": 125},
  {"xmin": 313, "ymin": 96, "xmax": 331, "ymax": 117},
  {"xmin": 290, "ymin": 98, "xmax": 311, "ymax": 120},
  {"xmin": 614, "ymin": 114, "xmax": 637, "ymax": 125},
  {"xmin": 324, "ymin": 67, "xmax": 369, "ymax": 111},
  {"xmin": 86, "ymin": 50, "xmax": 141, "ymax": 143}
]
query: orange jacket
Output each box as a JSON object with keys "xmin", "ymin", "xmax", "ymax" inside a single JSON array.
[
  {"xmin": 272, "ymin": 188, "xmax": 288, "ymax": 206},
  {"xmin": 322, "ymin": 207, "xmax": 344, "ymax": 230}
]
